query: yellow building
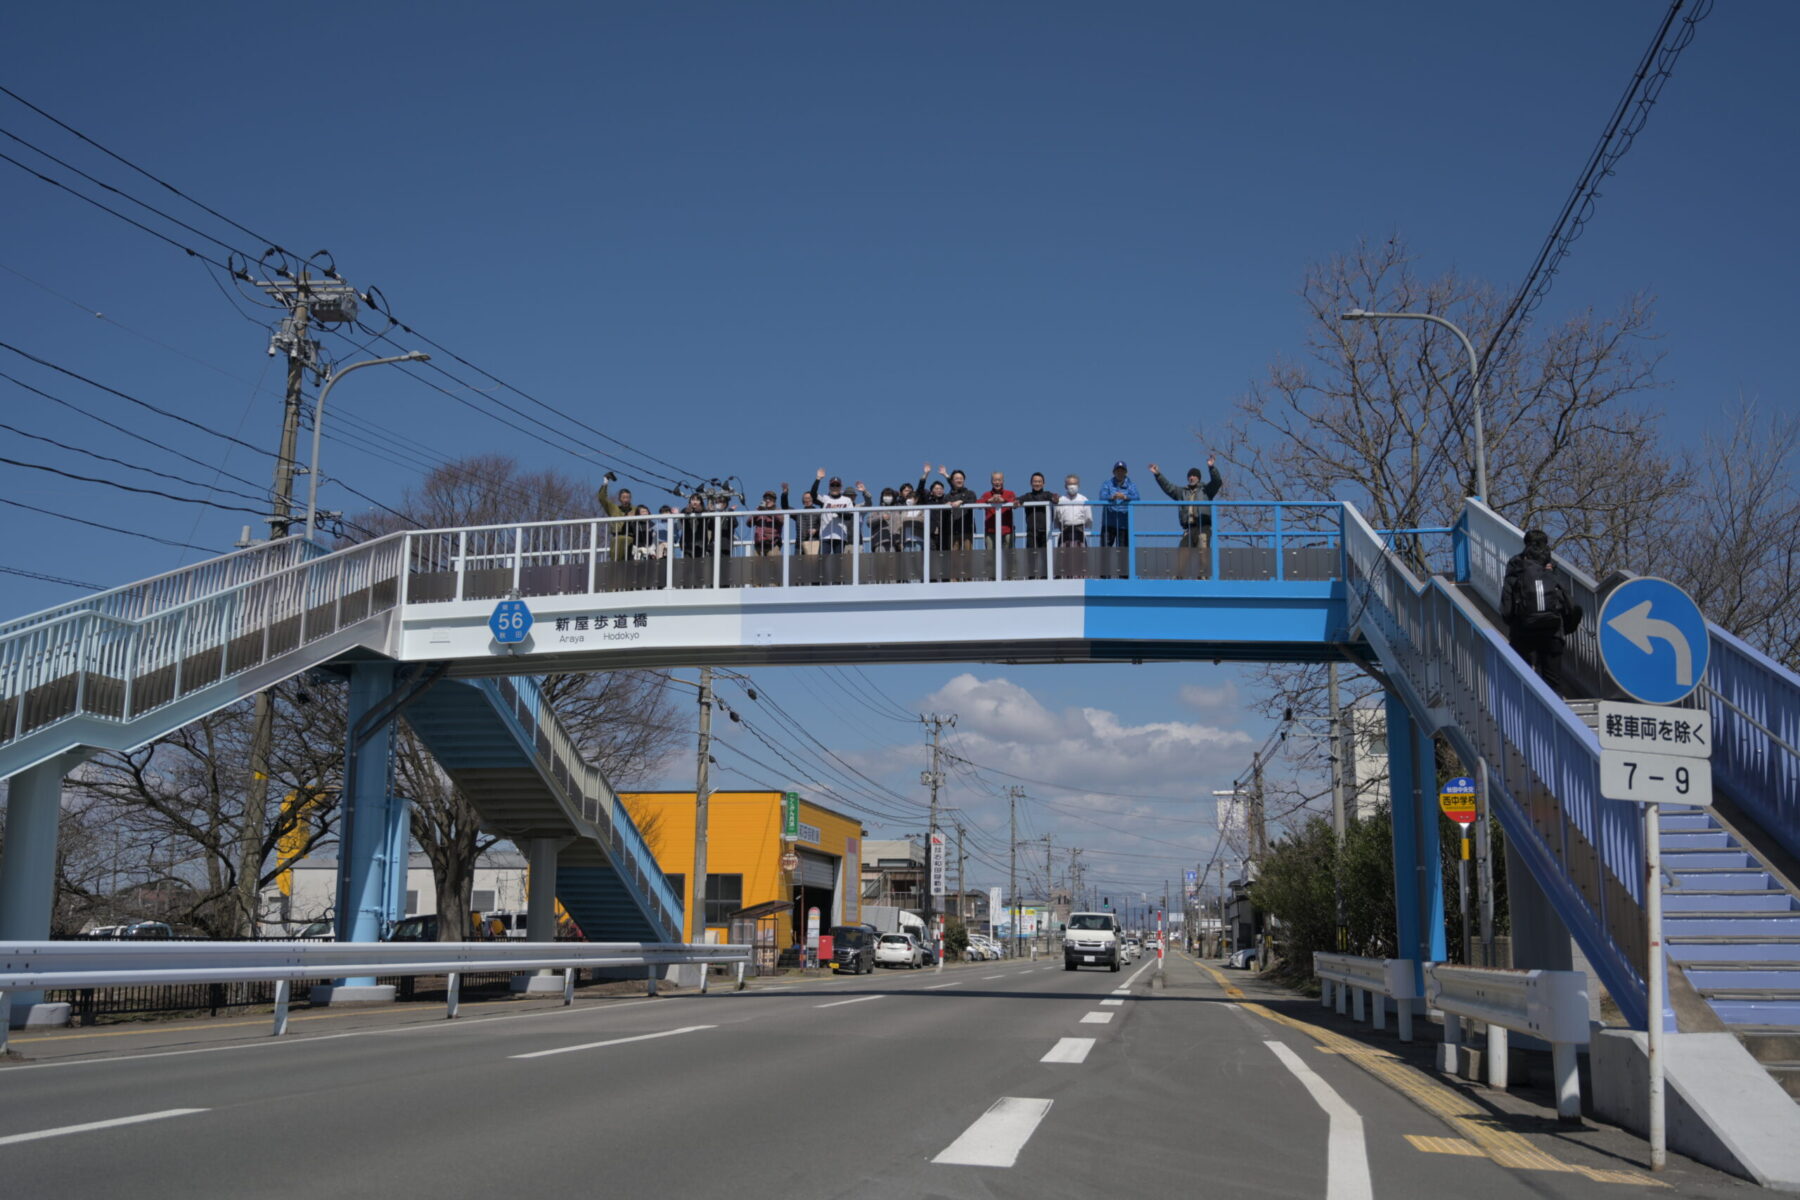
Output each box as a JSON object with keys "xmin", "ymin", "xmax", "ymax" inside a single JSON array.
[{"xmin": 621, "ymin": 790, "xmax": 865, "ymax": 952}]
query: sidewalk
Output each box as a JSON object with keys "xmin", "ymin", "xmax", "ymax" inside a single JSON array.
[{"xmin": 1165, "ymin": 949, "xmax": 1755, "ymax": 1196}]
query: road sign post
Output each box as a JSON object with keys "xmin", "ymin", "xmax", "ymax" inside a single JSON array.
[
  {"xmin": 1595, "ymin": 582, "xmax": 1711, "ymax": 1173},
  {"xmin": 1439, "ymin": 776, "xmax": 1478, "ymax": 964}
]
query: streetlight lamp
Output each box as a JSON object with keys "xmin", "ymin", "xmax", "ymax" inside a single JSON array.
[
  {"xmin": 302, "ymin": 351, "xmax": 430, "ymax": 541},
  {"xmin": 1339, "ymin": 308, "xmax": 1487, "ymax": 502}
]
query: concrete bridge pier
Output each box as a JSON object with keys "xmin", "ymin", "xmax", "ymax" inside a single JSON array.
[{"xmin": 0, "ymin": 748, "xmax": 89, "ymax": 1028}]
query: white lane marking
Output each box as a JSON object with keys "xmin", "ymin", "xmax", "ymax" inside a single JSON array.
[
  {"xmin": 1100, "ymin": 998, "xmax": 1124, "ymax": 1007},
  {"xmin": 1040, "ymin": 1038, "xmax": 1095, "ymax": 1064},
  {"xmin": 509, "ymin": 1024, "xmax": 715, "ymax": 1060},
  {"xmin": 1125, "ymin": 962, "xmax": 1154, "ymax": 986},
  {"xmin": 1265, "ymin": 1041, "xmax": 1373, "ymax": 1200},
  {"xmin": 933, "ymin": 1097, "xmax": 1054, "ymax": 1167},
  {"xmin": 1079, "ymin": 1011, "xmax": 1114, "ymax": 1025},
  {"xmin": 984, "ymin": 974, "xmax": 1006, "ymax": 980},
  {"xmin": 815, "ymin": 995, "xmax": 884, "ymax": 1009},
  {"xmin": 0, "ymin": 1109, "xmax": 208, "ymax": 1146},
  {"xmin": 3, "ymin": 994, "xmax": 683, "ymax": 1073},
  {"xmin": 925, "ymin": 982, "xmax": 961, "ymax": 990}
]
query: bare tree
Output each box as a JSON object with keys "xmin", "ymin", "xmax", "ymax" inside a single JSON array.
[
  {"xmin": 357, "ymin": 456, "xmax": 682, "ymax": 938},
  {"xmin": 1217, "ymin": 237, "xmax": 1681, "ymax": 820}
]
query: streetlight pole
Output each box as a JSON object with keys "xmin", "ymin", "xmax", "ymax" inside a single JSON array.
[
  {"xmin": 302, "ymin": 351, "xmax": 429, "ymax": 541},
  {"xmin": 1340, "ymin": 308, "xmax": 1487, "ymax": 502}
]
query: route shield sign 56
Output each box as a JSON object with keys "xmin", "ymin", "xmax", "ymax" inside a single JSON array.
[{"xmin": 488, "ymin": 599, "xmax": 533, "ymax": 645}]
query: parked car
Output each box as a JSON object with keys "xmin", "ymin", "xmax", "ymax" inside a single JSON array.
[
  {"xmin": 295, "ymin": 919, "xmax": 334, "ymax": 940},
  {"xmin": 385, "ymin": 913, "xmax": 501, "ymax": 942},
  {"xmin": 829, "ymin": 923, "xmax": 881, "ymax": 974},
  {"xmin": 915, "ymin": 935, "xmax": 939, "ymax": 967},
  {"xmin": 875, "ymin": 932, "xmax": 923, "ymax": 969},
  {"xmin": 1229, "ymin": 946, "xmax": 1258, "ymax": 969}
]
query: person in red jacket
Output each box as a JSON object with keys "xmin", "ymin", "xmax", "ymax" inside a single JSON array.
[{"xmin": 981, "ymin": 471, "xmax": 1019, "ymax": 550}]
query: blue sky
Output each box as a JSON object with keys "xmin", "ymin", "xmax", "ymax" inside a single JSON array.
[{"xmin": 3, "ymin": 2, "xmax": 1793, "ymax": 907}]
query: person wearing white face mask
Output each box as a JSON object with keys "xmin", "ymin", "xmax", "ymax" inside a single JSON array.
[{"xmin": 1055, "ymin": 475, "xmax": 1092, "ymax": 544}]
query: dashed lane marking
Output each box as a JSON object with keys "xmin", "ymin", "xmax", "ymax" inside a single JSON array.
[
  {"xmin": 1267, "ymin": 1041, "xmax": 1373, "ymax": 1200},
  {"xmin": 1079, "ymin": 1012, "xmax": 1114, "ymax": 1025},
  {"xmin": 984, "ymin": 974, "xmax": 1006, "ymax": 980},
  {"xmin": 1041, "ymin": 1038, "xmax": 1095, "ymax": 1064},
  {"xmin": 933, "ymin": 1097, "xmax": 1053, "ymax": 1167},
  {"xmin": 1100, "ymin": 998, "xmax": 1124, "ymax": 1007},
  {"xmin": 508, "ymin": 1024, "xmax": 715, "ymax": 1060},
  {"xmin": 815, "ymin": 996, "xmax": 884, "ymax": 1009},
  {"xmin": 0, "ymin": 1109, "xmax": 208, "ymax": 1147},
  {"xmin": 925, "ymin": 982, "xmax": 961, "ymax": 990}
]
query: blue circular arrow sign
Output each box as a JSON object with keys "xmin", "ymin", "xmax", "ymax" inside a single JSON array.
[
  {"xmin": 488, "ymin": 598, "xmax": 533, "ymax": 646},
  {"xmin": 1597, "ymin": 577, "xmax": 1709, "ymax": 705}
]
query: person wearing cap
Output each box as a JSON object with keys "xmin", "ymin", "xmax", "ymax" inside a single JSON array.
[
  {"xmin": 814, "ymin": 469, "xmax": 866, "ymax": 556},
  {"xmin": 1098, "ymin": 460, "xmax": 1139, "ymax": 551},
  {"xmin": 1150, "ymin": 456, "xmax": 1224, "ymax": 578}
]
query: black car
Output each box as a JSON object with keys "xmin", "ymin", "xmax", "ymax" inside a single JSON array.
[{"xmin": 829, "ymin": 923, "xmax": 880, "ymax": 974}]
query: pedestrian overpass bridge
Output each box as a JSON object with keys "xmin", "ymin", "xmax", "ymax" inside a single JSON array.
[{"xmin": 3, "ymin": 498, "xmax": 1797, "ymax": 1053}]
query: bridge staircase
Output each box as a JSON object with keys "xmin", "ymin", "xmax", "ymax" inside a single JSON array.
[{"xmin": 0, "ymin": 532, "xmax": 681, "ymax": 944}]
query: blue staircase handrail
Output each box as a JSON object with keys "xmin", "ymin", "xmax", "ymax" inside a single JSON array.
[
  {"xmin": 472, "ymin": 675, "xmax": 684, "ymax": 938},
  {"xmin": 1344, "ymin": 502, "xmax": 1651, "ymax": 1029},
  {"xmin": 1705, "ymin": 625, "xmax": 1800, "ymax": 862}
]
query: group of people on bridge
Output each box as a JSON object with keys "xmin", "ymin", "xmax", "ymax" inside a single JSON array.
[{"xmin": 593, "ymin": 459, "xmax": 1225, "ymax": 564}]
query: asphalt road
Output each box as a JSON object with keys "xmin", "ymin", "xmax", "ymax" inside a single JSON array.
[{"xmin": 0, "ymin": 952, "xmax": 1758, "ymax": 1199}]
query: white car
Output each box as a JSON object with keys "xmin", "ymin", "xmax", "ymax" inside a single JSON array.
[{"xmin": 875, "ymin": 932, "xmax": 924, "ymax": 969}]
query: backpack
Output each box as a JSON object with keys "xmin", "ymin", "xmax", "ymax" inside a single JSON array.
[{"xmin": 1504, "ymin": 555, "xmax": 1568, "ymax": 635}]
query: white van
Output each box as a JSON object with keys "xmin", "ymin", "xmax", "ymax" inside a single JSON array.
[{"xmin": 1063, "ymin": 911, "xmax": 1122, "ymax": 972}]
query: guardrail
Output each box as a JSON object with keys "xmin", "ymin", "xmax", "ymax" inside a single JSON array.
[
  {"xmin": 1425, "ymin": 963, "xmax": 1589, "ymax": 1119},
  {"xmin": 1314, "ymin": 952, "xmax": 1417, "ymax": 1041},
  {"xmin": 397, "ymin": 500, "xmax": 1348, "ymax": 601},
  {"xmin": 0, "ymin": 939, "xmax": 750, "ymax": 1048}
]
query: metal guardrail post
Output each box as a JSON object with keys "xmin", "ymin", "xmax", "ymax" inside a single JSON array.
[
  {"xmin": 446, "ymin": 972, "xmax": 461, "ymax": 1019},
  {"xmin": 272, "ymin": 979, "xmax": 291, "ymax": 1036},
  {"xmin": 562, "ymin": 968, "xmax": 575, "ymax": 1006},
  {"xmin": 735, "ymin": 960, "xmax": 747, "ymax": 990}
]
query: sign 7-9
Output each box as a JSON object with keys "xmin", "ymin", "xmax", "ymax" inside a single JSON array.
[{"xmin": 1600, "ymin": 748, "xmax": 1713, "ymax": 807}]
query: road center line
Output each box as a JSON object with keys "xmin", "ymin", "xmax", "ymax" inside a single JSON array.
[
  {"xmin": 1100, "ymin": 998, "xmax": 1124, "ymax": 1006},
  {"xmin": 0, "ymin": 1109, "xmax": 208, "ymax": 1147},
  {"xmin": 1265, "ymin": 1041, "xmax": 1373, "ymax": 1200},
  {"xmin": 983, "ymin": 974, "xmax": 1006, "ymax": 980},
  {"xmin": 933, "ymin": 1097, "xmax": 1053, "ymax": 1167},
  {"xmin": 815, "ymin": 995, "xmax": 884, "ymax": 1009},
  {"xmin": 1040, "ymin": 1038, "xmax": 1095, "ymax": 1064},
  {"xmin": 1079, "ymin": 1011, "xmax": 1114, "ymax": 1025},
  {"xmin": 509, "ymin": 1024, "xmax": 715, "ymax": 1060}
]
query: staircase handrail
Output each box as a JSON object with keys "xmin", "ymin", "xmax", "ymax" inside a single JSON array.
[
  {"xmin": 2, "ymin": 534, "xmax": 406, "ymax": 749},
  {"xmin": 0, "ymin": 536, "xmax": 332, "ymax": 637},
  {"xmin": 476, "ymin": 676, "xmax": 683, "ymax": 937},
  {"xmin": 1342, "ymin": 501, "xmax": 1650, "ymax": 1028}
]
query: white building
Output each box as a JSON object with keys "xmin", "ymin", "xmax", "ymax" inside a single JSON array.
[
  {"xmin": 263, "ymin": 849, "xmax": 527, "ymax": 935},
  {"xmin": 1348, "ymin": 703, "xmax": 1389, "ymax": 820}
]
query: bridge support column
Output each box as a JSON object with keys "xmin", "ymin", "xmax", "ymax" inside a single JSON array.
[
  {"xmin": 513, "ymin": 837, "xmax": 568, "ymax": 995},
  {"xmin": 1386, "ymin": 695, "xmax": 1445, "ymax": 1001},
  {"xmin": 0, "ymin": 749, "xmax": 87, "ymax": 1028},
  {"xmin": 315, "ymin": 662, "xmax": 412, "ymax": 1006}
]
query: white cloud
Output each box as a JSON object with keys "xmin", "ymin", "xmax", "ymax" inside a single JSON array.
[{"xmin": 1178, "ymin": 681, "xmax": 1239, "ymax": 714}]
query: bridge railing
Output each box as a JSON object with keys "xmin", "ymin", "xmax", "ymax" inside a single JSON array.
[
  {"xmin": 0, "ymin": 534, "xmax": 405, "ymax": 756},
  {"xmin": 1343, "ymin": 502, "xmax": 1650, "ymax": 1028},
  {"xmin": 0, "ymin": 535, "xmax": 329, "ymax": 638},
  {"xmin": 481, "ymin": 675, "xmax": 684, "ymax": 938},
  {"xmin": 1464, "ymin": 500, "xmax": 1800, "ymax": 868},
  {"xmin": 398, "ymin": 501, "xmax": 1347, "ymax": 604}
]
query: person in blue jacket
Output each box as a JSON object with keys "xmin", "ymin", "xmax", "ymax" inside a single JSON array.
[{"xmin": 1098, "ymin": 460, "xmax": 1139, "ymax": 548}]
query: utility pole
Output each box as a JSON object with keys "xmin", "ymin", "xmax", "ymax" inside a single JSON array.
[
  {"xmin": 920, "ymin": 714, "xmax": 954, "ymax": 930},
  {"xmin": 1007, "ymin": 787, "xmax": 1022, "ymax": 958},
  {"xmin": 235, "ymin": 270, "xmax": 362, "ymax": 937},
  {"xmin": 955, "ymin": 822, "xmax": 967, "ymax": 926},
  {"xmin": 691, "ymin": 667, "xmax": 714, "ymax": 944},
  {"xmin": 1329, "ymin": 662, "xmax": 1348, "ymax": 950}
]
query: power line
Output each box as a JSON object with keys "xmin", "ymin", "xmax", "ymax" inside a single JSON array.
[
  {"xmin": 0, "ymin": 455, "xmax": 266, "ymax": 515},
  {"xmin": 0, "ymin": 495, "xmax": 226, "ymax": 554},
  {"xmin": 0, "ymin": 563, "xmax": 102, "ymax": 590},
  {"xmin": 0, "ymin": 419, "xmax": 272, "ymax": 508},
  {"xmin": 1480, "ymin": 0, "xmax": 1714, "ymax": 374}
]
